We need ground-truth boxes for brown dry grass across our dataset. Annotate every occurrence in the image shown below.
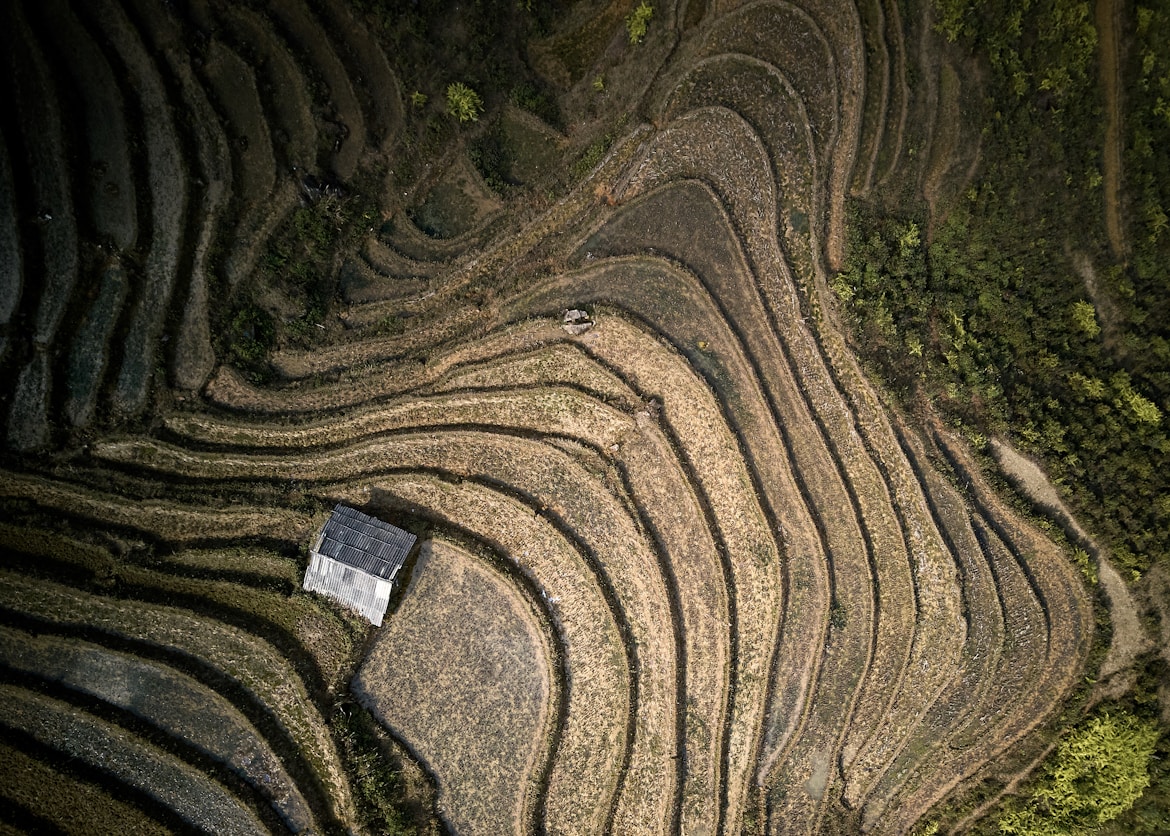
[0,684,266,836]
[569,313,785,832]
[0,570,357,825]
[350,474,629,835]
[124,301,751,831]
[423,342,639,408]
[0,739,172,836]
[0,469,312,542]
[355,539,553,836]
[103,417,682,832]
[158,385,634,453]
[575,178,914,818]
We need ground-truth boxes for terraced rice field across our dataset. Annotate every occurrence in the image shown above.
[0,0,1101,834]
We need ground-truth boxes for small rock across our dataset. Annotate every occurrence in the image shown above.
[563,308,594,335]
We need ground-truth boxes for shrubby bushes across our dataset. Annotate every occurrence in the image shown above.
[626,1,653,44]
[838,192,1169,577]
[838,0,1169,577]
[998,710,1159,834]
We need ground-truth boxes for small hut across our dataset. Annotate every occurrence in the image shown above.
[303,504,417,626]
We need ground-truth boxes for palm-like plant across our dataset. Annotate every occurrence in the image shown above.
[446,82,483,123]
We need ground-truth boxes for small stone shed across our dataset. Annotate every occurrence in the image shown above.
[302,504,417,626]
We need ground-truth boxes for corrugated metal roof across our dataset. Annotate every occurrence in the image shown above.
[303,553,395,626]
[316,504,416,580]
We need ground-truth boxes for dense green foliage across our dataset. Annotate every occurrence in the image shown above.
[837,0,1170,577]
[1129,6,1170,237]
[997,711,1159,834]
[1124,3,1170,394]
[837,196,1169,576]
[626,0,653,44]
[445,82,484,122]
[1097,659,1170,834]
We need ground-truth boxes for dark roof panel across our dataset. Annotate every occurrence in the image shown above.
[316,504,416,580]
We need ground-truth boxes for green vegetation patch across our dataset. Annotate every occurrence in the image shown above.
[532,0,631,84]
[445,82,483,123]
[836,201,1170,574]
[479,108,563,190]
[571,115,629,181]
[333,703,427,836]
[998,710,1159,834]
[626,0,653,44]
[223,303,276,381]
[839,0,1170,576]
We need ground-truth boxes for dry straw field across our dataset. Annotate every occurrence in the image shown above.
[0,0,1108,833]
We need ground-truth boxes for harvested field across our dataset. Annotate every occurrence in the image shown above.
[5,2,79,348]
[311,0,403,153]
[0,135,20,346]
[215,4,318,172]
[365,474,632,836]
[0,739,172,836]
[0,0,1109,833]
[83,0,187,418]
[0,684,267,836]
[0,626,316,833]
[410,155,503,240]
[64,262,128,427]
[38,0,138,250]
[202,40,276,226]
[7,351,51,451]
[264,0,365,178]
[355,539,553,835]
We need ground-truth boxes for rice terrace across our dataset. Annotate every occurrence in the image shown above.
[2,0,1169,833]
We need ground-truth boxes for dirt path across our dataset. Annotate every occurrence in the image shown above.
[1097,0,1127,259]
[1071,249,1124,350]
[989,438,1149,677]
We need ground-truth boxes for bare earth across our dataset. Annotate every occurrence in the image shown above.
[989,437,1149,677]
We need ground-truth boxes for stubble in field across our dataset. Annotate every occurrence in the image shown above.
[354,539,553,836]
